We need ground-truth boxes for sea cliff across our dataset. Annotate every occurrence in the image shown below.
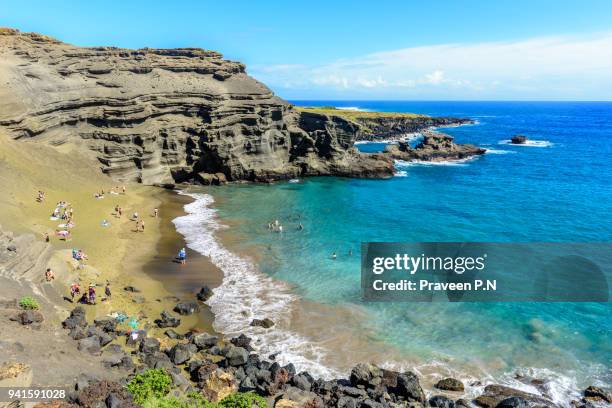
[0,28,397,184]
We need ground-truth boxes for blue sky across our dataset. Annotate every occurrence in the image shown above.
[1,0,611,100]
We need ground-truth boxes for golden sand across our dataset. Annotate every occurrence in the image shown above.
[0,130,216,334]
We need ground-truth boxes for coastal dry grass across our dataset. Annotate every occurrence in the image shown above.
[295,106,427,120]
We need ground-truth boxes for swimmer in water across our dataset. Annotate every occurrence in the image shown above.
[331,252,337,260]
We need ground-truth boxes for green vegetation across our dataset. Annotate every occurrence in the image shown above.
[216,392,267,408]
[19,296,39,310]
[127,369,173,404]
[140,392,267,408]
[296,106,426,120]
[127,370,267,408]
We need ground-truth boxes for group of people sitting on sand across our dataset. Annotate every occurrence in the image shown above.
[36,190,46,202]
[95,185,127,199]
[70,281,112,305]
[51,201,75,241]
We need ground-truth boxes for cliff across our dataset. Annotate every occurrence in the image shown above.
[0,28,394,184]
[297,106,473,141]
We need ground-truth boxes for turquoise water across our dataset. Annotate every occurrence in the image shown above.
[196,102,611,397]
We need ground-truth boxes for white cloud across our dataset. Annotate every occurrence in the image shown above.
[248,32,612,99]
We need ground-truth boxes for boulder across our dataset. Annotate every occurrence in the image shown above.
[278,386,324,408]
[11,310,44,325]
[224,346,248,366]
[584,386,611,403]
[75,380,136,408]
[230,333,253,350]
[139,337,160,355]
[174,301,200,315]
[496,397,529,408]
[68,326,87,340]
[510,135,528,144]
[473,385,552,408]
[93,318,117,333]
[435,378,465,392]
[384,370,425,403]
[77,336,101,355]
[197,286,214,301]
[123,286,141,293]
[62,307,87,329]
[168,343,197,365]
[192,333,219,349]
[144,351,173,370]
[350,363,383,388]
[291,372,313,391]
[201,370,237,403]
[429,395,456,408]
[155,310,181,328]
[164,329,184,340]
[98,332,114,347]
[250,318,275,328]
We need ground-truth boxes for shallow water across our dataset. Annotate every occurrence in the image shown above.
[175,101,612,404]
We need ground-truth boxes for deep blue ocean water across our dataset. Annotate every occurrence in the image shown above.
[192,101,611,397]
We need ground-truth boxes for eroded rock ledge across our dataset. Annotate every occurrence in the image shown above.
[385,130,486,162]
[0,28,397,184]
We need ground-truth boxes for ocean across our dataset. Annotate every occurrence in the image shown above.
[172,101,612,404]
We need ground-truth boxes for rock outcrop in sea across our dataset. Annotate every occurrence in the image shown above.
[0,28,397,184]
[385,130,486,162]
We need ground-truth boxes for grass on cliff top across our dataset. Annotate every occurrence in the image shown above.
[296,106,428,120]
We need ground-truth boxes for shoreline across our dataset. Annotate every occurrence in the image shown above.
[167,185,605,407]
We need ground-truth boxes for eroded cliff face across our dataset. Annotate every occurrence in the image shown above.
[0,28,394,184]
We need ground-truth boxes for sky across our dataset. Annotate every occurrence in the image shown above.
[1,0,612,100]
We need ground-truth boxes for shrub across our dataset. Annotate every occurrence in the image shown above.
[218,392,267,408]
[19,296,39,310]
[127,369,172,404]
[140,392,267,408]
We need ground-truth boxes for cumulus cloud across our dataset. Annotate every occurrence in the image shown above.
[249,32,612,99]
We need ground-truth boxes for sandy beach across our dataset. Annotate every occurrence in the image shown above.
[0,130,222,386]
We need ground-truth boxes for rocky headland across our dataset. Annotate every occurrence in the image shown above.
[385,130,486,162]
[296,107,474,142]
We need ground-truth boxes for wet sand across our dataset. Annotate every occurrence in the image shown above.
[140,189,223,335]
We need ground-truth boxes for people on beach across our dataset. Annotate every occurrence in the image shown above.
[36,190,45,202]
[105,282,111,300]
[101,219,110,228]
[178,247,186,265]
[70,282,80,302]
[153,208,159,217]
[43,232,50,243]
[122,185,126,194]
[45,267,55,281]
[132,212,139,220]
[88,284,96,304]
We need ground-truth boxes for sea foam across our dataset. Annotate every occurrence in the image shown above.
[173,192,340,379]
